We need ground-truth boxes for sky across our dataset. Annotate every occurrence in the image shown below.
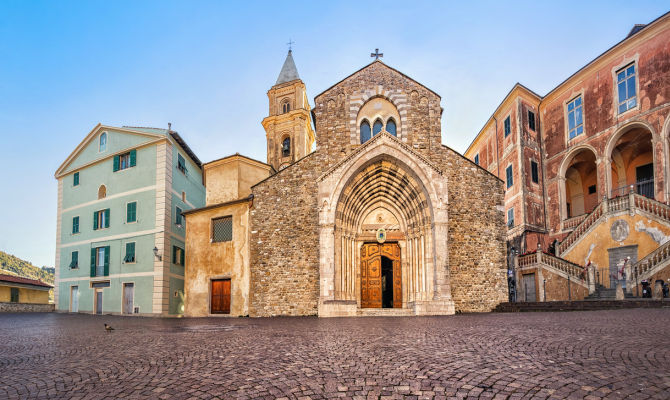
[0,1,668,267]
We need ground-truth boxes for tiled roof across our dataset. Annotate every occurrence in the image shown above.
[0,274,53,288]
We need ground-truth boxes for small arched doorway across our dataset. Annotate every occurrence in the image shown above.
[561,149,598,219]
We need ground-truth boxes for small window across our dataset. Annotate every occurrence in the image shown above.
[282,137,291,157]
[113,150,136,172]
[176,207,183,226]
[531,161,539,184]
[528,111,536,131]
[507,208,514,228]
[69,251,79,269]
[360,120,371,143]
[474,154,480,166]
[386,119,397,136]
[124,242,136,263]
[373,120,383,136]
[567,96,584,139]
[506,165,513,189]
[177,154,187,174]
[212,216,233,242]
[504,116,511,137]
[10,287,19,303]
[617,63,637,113]
[72,216,80,234]
[93,209,110,230]
[173,246,185,266]
[73,172,79,186]
[99,133,107,152]
[282,100,290,114]
[126,202,137,223]
[98,185,106,199]
[588,184,596,195]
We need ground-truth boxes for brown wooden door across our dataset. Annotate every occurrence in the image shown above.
[381,243,402,308]
[361,244,382,308]
[211,279,231,314]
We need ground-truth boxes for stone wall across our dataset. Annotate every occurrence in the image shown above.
[249,154,323,317]
[0,302,54,313]
[432,147,508,312]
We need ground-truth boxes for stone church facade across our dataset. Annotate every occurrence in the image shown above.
[184,52,508,317]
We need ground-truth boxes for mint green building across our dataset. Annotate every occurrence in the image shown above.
[54,124,204,316]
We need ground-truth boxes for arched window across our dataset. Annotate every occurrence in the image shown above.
[99,132,107,152]
[282,137,291,157]
[282,100,290,114]
[98,185,106,199]
[360,120,371,144]
[373,120,383,136]
[386,119,397,136]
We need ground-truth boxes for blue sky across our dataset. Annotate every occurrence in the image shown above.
[0,1,667,267]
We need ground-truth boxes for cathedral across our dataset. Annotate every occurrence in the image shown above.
[183,51,507,317]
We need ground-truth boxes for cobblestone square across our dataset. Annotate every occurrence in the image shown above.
[1,310,669,399]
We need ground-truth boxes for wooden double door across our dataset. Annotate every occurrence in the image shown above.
[211,279,231,314]
[361,243,402,308]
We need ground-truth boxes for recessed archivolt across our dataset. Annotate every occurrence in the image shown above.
[335,159,431,235]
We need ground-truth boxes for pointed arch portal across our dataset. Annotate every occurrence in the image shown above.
[317,133,455,316]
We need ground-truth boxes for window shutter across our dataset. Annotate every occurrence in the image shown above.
[113,155,120,172]
[74,172,79,186]
[104,209,110,228]
[90,248,96,277]
[180,247,185,266]
[93,211,98,230]
[130,242,135,260]
[104,246,110,276]
[130,150,137,167]
[172,246,177,264]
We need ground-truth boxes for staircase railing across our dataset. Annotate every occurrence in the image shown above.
[517,251,586,283]
[632,239,670,281]
[558,192,670,255]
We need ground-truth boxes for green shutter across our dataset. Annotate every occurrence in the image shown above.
[93,211,98,230]
[104,209,110,228]
[113,155,120,172]
[103,246,110,276]
[127,202,137,223]
[176,207,182,225]
[129,242,135,261]
[180,247,185,266]
[129,149,137,167]
[90,248,96,277]
[73,172,79,186]
[172,246,177,264]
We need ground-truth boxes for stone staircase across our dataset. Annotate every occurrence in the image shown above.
[584,284,636,300]
[517,250,587,286]
[558,193,670,255]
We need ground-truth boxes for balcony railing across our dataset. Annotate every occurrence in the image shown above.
[611,179,654,199]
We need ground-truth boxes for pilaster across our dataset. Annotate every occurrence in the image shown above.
[153,142,172,315]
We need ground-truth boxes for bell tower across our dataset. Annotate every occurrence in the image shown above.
[262,50,315,171]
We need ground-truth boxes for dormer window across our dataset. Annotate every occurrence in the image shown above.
[281,100,291,114]
[99,132,107,152]
[282,137,291,157]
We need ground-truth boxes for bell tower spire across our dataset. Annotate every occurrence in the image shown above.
[262,49,315,171]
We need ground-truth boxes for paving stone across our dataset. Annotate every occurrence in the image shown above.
[0,310,669,399]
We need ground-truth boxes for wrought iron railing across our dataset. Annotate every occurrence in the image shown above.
[611,179,654,199]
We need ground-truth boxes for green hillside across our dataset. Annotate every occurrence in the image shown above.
[0,250,54,285]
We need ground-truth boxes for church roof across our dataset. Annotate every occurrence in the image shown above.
[275,50,300,85]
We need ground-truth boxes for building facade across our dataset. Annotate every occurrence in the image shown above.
[54,125,205,316]
[0,274,52,312]
[184,51,508,317]
[465,13,670,301]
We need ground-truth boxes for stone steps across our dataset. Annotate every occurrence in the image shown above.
[494,300,668,313]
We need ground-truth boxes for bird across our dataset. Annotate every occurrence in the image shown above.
[104,323,115,332]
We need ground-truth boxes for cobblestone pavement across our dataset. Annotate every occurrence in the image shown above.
[1,310,669,399]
